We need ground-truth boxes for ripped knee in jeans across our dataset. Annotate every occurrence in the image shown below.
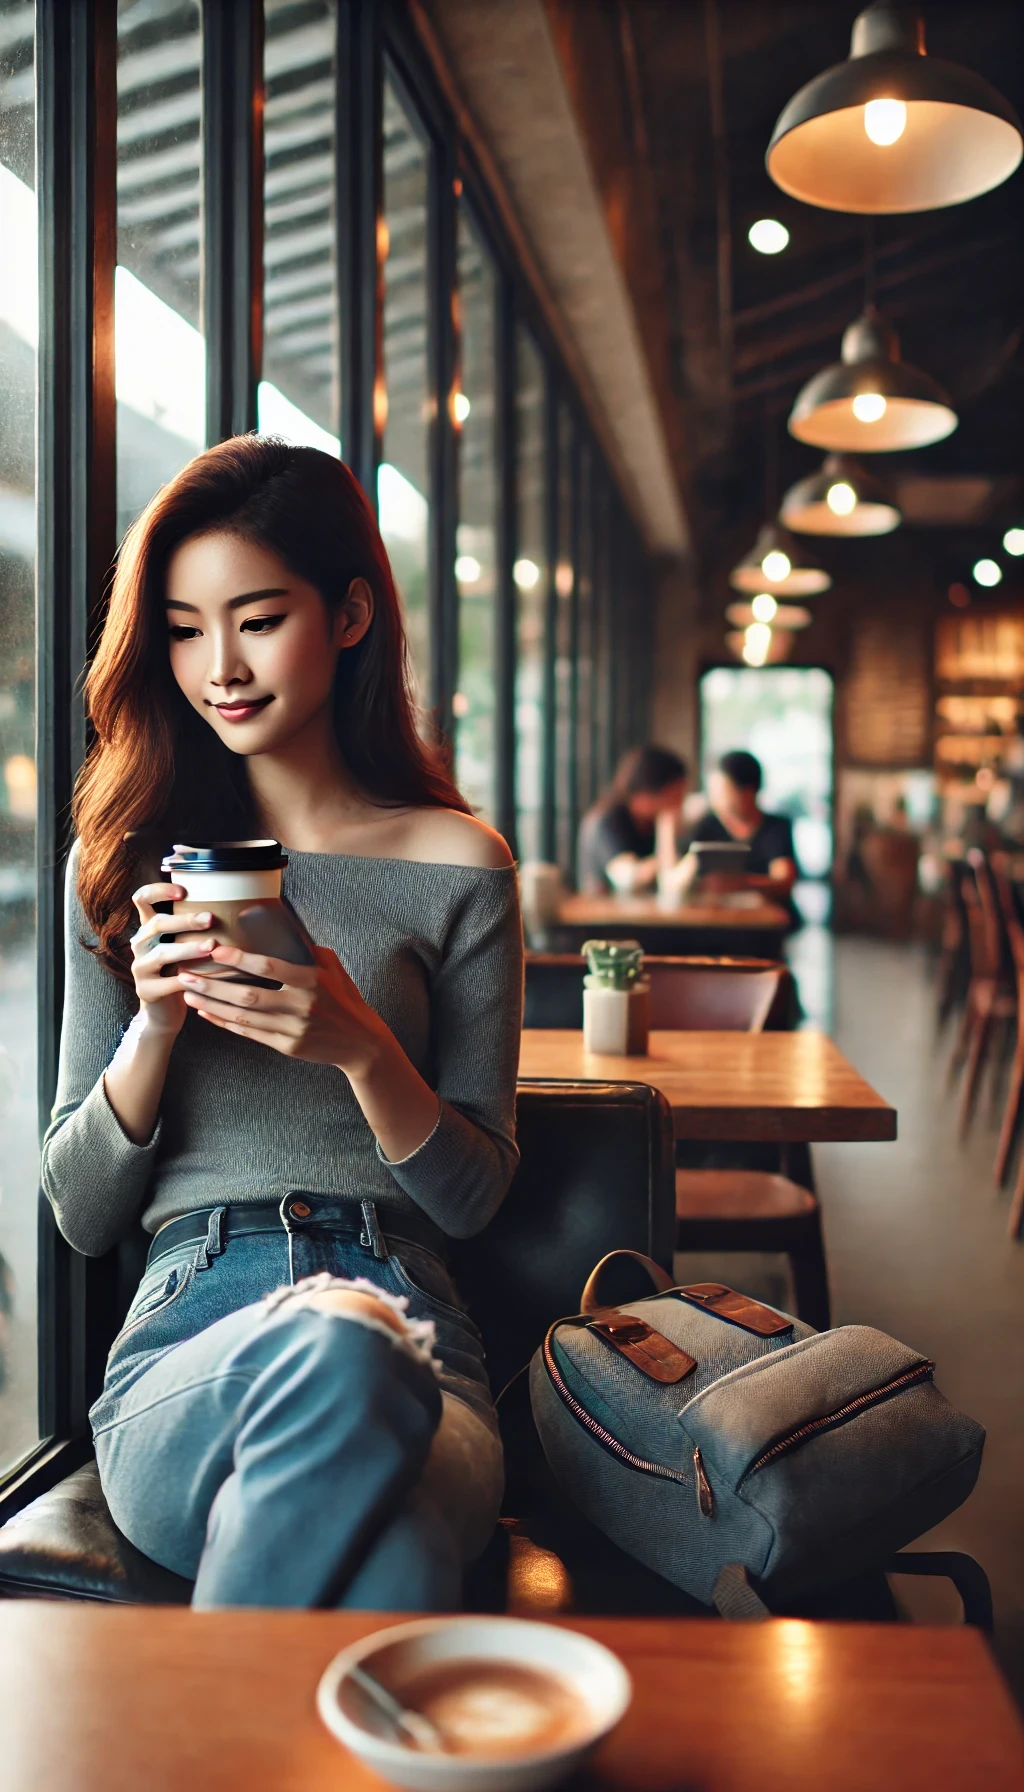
[263,1274,439,1371]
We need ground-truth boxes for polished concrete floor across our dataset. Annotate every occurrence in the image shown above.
[820,938,1024,1699]
[679,933,1024,1700]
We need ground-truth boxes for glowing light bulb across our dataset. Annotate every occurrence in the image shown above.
[852,392,887,424]
[748,218,789,255]
[761,549,791,583]
[452,391,471,423]
[743,622,772,666]
[864,98,907,146]
[1003,528,1024,557]
[826,481,857,516]
[973,558,1002,588]
[751,592,777,623]
[455,554,481,584]
[513,557,541,590]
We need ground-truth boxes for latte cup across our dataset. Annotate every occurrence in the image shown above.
[160,840,316,989]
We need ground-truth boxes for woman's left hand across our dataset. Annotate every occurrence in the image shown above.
[179,944,390,1076]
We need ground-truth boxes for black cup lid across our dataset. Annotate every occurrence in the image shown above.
[161,840,287,873]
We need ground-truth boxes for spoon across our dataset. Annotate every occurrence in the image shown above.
[348,1663,448,1754]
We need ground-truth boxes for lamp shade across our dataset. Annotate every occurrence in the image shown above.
[726,600,812,629]
[766,3,1023,214]
[729,522,832,596]
[780,454,901,536]
[788,308,956,452]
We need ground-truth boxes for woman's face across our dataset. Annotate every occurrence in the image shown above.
[164,531,371,758]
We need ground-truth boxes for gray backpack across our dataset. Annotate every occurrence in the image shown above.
[528,1252,985,1611]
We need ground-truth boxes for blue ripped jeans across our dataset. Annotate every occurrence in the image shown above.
[88,1199,503,1610]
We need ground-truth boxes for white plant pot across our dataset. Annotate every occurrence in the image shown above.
[583,979,650,1055]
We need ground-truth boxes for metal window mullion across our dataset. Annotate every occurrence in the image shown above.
[540,367,558,864]
[567,423,581,870]
[35,0,117,1445]
[430,137,457,737]
[203,0,263,444]
[494,272,517,849]
[339,0,380,499]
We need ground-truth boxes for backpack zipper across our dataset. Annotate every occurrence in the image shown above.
[743,1358,935,1478]
[541,1328,688,1485]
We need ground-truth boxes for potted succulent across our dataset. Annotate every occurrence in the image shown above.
[581,939,650,1055]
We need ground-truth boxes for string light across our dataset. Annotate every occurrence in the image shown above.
[751,592,777,622]
[748,218,789,255]
[452,392,471,423]
[455,554,481,584]
[973,559,1002,588]
[1003,528,1024,557]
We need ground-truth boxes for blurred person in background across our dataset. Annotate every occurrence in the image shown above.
[686,749,799,907]
[578,744,688,895]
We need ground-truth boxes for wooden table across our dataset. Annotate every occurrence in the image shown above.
[518,1029,897,1142]
[551,894,791,959]
[0,1605,1018,1791]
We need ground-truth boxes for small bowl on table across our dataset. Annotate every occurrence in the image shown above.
[316,1615,632,1792]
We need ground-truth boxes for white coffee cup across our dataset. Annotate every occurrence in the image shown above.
[317,1615,632,1792]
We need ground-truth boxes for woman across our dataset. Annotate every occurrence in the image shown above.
[577,744,688,895]
[41,437,522,1610]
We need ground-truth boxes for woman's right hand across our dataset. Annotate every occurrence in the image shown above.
[130,883,216,1038]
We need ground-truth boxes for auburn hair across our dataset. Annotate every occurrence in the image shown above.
[74,435,468,981]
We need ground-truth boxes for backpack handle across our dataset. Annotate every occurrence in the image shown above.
[580,1250,675,1314]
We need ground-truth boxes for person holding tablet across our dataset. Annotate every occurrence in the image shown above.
[686,750,799,907]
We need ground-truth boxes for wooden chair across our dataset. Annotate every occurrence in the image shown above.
[524,953,793,1031]
[947,852,1016,1140]
[989,857,1024,1241]
[525,950,828,1326]
[934,857,970,1032]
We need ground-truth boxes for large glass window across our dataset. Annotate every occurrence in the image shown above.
[0,0,37,1477]
[258,0,339,455]
[514,327,547,861]
[553,404,575,875]
[454,209,498,819]
[116,0,204,540]
[379,75,431,707]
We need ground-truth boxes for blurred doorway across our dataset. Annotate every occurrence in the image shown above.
[698,665,834,879]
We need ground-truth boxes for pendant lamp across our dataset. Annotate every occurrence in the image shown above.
[788,307,956,452]
[729,522,831,596]
[780,454,901,536]
[725,600,812,630]
[766,3,1023,214]
[726,626,794,668]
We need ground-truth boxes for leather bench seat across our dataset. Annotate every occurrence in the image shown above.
[0,1463,192,1604]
